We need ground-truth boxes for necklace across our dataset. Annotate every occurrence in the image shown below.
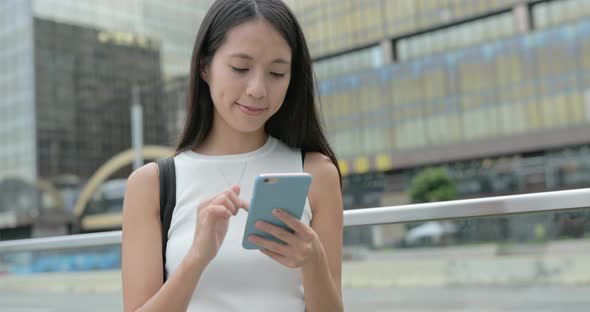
[216,161,248,188]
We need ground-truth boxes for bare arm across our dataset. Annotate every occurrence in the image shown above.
[121,163,207,312]
[122,163,248,312]
[302,153,343,312]
[224,153,343,311]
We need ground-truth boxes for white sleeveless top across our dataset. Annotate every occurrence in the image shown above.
[166,136,311,311]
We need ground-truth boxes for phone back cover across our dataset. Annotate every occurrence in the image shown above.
[242,174,312,249]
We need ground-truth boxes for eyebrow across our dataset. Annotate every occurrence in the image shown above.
[230,53,290,65]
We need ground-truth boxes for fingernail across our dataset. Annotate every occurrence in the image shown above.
[273,209,280,215]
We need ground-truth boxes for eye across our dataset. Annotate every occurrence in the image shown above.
[270,72,286,78]
[230,66,248,73]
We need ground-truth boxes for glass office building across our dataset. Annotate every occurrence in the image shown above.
[284,0,590,203]
[1,0,590,236]
[0,0,211,236]
[0,1,36,182]
[34,18,166,179]
[1,0,211,181]
[2,0,589,188]
[31,0,214,79]
[0,0,212,180]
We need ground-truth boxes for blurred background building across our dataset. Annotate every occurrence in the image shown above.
[286,0,590,245]
[1,0,590,241]
[35,18,166,179]
[294,0,590,209]
[0,0,212,238]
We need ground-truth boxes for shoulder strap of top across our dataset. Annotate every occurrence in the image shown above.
[156,157,176,282]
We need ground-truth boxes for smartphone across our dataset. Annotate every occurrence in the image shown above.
[242,173,312,250]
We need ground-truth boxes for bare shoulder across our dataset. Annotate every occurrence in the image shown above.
[123,162,160,217]
[128,162,160,185]
[303,152,339,181]
[303,152,341,211]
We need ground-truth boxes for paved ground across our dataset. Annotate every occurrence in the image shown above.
[2,286,590,311]
[2,240,589,311]
[343,286,590,312]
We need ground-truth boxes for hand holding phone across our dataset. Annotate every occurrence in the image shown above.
[242,173,312,250]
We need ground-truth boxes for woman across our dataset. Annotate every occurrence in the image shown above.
[122,0,343,311]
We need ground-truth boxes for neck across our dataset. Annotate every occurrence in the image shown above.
[194,120,268,156]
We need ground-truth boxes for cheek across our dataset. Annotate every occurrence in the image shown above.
[210,73,239,106]
[272,80,290,108]
[208,84,223,109]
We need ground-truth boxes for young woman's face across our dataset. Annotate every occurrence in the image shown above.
[202,19,292,134]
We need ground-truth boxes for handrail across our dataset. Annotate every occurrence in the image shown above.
[0,188,588,255]
[0,231,122,255]
[344,188,590,226]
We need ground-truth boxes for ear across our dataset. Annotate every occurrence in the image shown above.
[200,62,209,83]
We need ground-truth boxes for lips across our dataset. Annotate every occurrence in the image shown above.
[235,102,267,116]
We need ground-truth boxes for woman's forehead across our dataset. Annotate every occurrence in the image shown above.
[219,20,292,62]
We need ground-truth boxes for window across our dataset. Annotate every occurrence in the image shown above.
[533,0,590,30]
[397,12,515,61]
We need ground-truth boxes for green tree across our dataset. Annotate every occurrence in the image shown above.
[409,167,457,204]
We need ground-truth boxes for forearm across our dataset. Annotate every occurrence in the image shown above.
[135,253,207,312]
[301,244,343,312]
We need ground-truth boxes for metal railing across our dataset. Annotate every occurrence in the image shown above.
[0,188,589,254]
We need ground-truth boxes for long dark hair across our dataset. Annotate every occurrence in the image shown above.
[176,0,341,184]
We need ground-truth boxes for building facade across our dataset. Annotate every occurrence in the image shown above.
[285,0,590,204]
[0,0,211,237]
[2,0,590,240]
[286,0,590,245]
[31,0,213,79]
[34,19,167,180]
[1,0,213,182]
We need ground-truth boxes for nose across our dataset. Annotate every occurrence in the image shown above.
[246,73,267,100]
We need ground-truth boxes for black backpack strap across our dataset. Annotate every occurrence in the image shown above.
[156,157,176,283]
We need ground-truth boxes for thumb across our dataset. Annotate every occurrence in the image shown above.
[241,199,250,211]
[230,184,241,195]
